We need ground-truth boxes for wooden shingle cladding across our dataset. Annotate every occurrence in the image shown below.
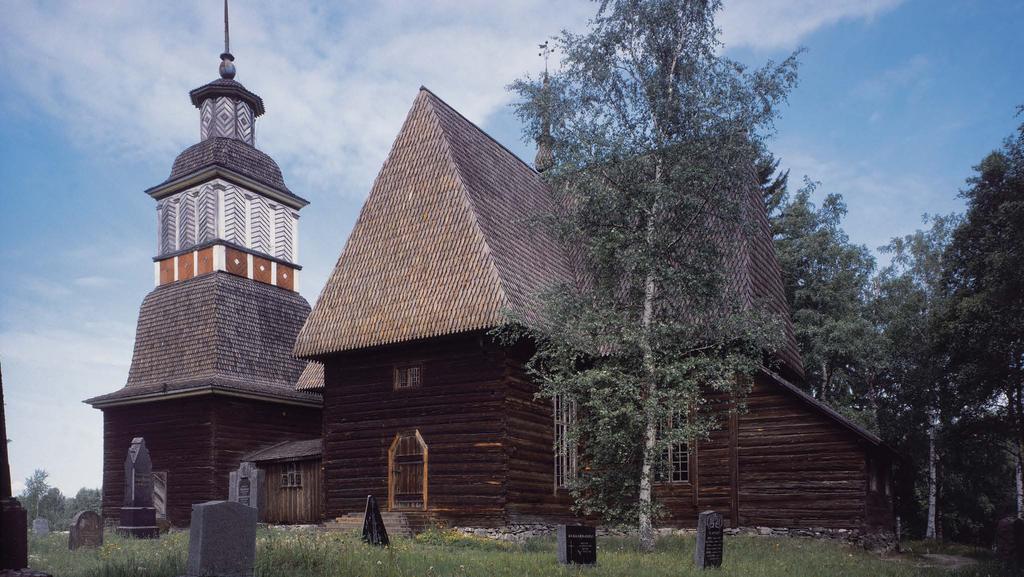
[100,395,321,526]
[294,88,573,358]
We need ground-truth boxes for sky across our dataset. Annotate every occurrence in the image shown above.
[0,0,1020,495]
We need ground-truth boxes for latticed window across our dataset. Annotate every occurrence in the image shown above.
[658,409,689,483]
[394,364,422,390]
[281,462,302,488]
[554,394,577,490]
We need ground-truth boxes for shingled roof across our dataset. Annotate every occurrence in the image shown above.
[295,362,324,392]
[146,137,305,205]
[294,87,802,378]
[241,438,322,463]
[86,272,320,407]
[294,88,574,357]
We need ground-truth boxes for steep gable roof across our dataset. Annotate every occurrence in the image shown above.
[294,88,573,358]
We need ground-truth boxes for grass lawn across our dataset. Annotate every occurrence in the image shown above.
[28,527,1012,577]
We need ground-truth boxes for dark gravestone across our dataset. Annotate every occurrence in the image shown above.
[995,516,1024,566]
[695,510,724,569]
[117,437,158,538]
[557,525,597,565]
[68,510,103,550]
[0,362,31,572]
[361,495,389,547]
[183,501,257,577]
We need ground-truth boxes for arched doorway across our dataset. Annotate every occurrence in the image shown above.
[388,430,428,510]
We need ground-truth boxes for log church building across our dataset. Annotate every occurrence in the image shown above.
[86,14,895,535]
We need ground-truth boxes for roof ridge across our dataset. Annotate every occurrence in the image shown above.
[418,86,540,177]
[421,90,513,313]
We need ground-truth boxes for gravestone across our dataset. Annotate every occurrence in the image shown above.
[68,510,103,550]
[117,437,159,538]
[694,510,724,569]
[31,517,49,536]
[228,462,264,516]
[183,501,257,577]
[361,495,389,547]
[556,525,597,565]
[995,516,1024,566]
[1,363,40,575]
[153,471,168,523]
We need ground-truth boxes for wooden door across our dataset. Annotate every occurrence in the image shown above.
[389,431,428,510]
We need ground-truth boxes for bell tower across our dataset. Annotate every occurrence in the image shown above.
[145,0,307,291]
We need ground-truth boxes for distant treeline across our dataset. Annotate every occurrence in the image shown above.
[19,469,102,531]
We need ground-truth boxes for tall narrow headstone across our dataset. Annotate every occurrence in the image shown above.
[0,362,30,571]
[69,510,104,550]
[556,525,597,565]
[228,462,264,516]
[184,501,257,577]
[361,495,389,547]
[117,437,159,538]
[694,510,724,569]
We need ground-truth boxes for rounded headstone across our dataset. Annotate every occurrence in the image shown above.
[31,518,49,536]
[68,511,103,550]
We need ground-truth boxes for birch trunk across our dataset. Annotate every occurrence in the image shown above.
[638,265,658,553]
[925,412,939,540]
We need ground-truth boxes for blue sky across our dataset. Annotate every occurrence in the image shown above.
[0,0,1020,495]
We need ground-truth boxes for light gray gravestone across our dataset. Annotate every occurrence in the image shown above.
[694,510,724,569]
[185,501,257,577]
[68,510,103,550]
[117,437,158,538]
[228,462,264,516]
[31,517,49,536]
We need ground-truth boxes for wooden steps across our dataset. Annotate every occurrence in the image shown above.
[322,511,434,538]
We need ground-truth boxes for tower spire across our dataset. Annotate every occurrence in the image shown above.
[534,41,555,173]
[219,0,236,79]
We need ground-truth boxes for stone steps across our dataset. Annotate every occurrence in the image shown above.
[322,511,433,538]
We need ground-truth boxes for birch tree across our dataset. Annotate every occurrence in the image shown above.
[508,0,798,551]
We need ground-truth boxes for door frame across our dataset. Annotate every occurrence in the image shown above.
[387,429,429,511]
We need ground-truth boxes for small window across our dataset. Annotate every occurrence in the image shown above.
[281,462,302,488]
[394,364,422,390]
[554,393,577,490]
[657,409,689,483]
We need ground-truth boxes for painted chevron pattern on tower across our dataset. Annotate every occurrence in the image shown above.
[250,194,272,255]
[274,205,295,262]
[178,192,195,249]
[196,184,218,244]
[223,186,247,245]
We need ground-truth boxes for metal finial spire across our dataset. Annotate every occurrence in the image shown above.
[219,0,236,79]
[534,40,555,173]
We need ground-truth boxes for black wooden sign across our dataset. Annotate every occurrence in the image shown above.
[695,510,724,569]
[361,495,389,547]
[557,525,597,565]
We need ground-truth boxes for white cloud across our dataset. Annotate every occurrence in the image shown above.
[719,0,903,51]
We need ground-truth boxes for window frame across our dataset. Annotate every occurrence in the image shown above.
[393,363,423,391]
[656,409,690,484]
[553,393,578,492]
[281,461,303,489]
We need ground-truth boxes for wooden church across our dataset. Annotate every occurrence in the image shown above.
[87,12,894,534]
[293,88,896,531]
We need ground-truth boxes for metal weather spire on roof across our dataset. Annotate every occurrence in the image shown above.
[219,0,236,79]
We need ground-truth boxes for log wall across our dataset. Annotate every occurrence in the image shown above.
[321,332,509,526]
[101,394,321,526]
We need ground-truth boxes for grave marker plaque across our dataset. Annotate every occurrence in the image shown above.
[557,525,597,565]
[361,495,389,547]
[185,501,256,577]
[695,510,724,569]
[68,510,103,550]
[32,517,49,536]
[228,462,264,516]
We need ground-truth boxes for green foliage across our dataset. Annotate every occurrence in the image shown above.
[506,0,799,538]
[29,526,1011,577]
[17,469,103,530]
[768,175,879,410]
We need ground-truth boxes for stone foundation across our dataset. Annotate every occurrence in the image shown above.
[450,524,896,551]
